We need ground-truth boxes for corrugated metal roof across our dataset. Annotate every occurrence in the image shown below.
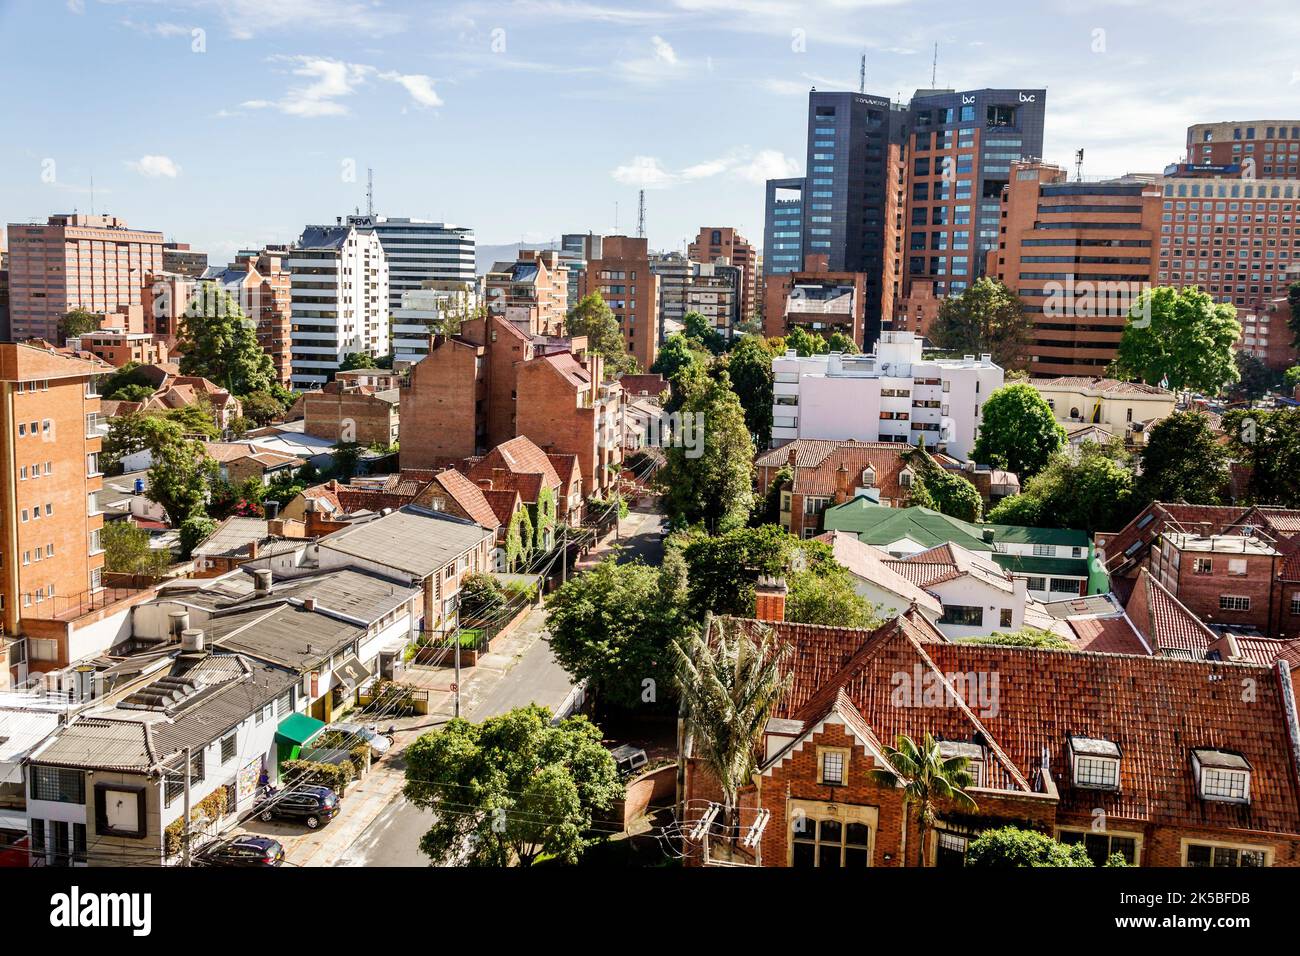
[318,505,492,578]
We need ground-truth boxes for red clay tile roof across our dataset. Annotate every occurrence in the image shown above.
[482,488,523,526]
[1067,615,1151,655]
[1228,636,1300,670]
[1124,568,1217,658]
[747,611,1300,835]
[545,453,581,488]
[755,439,915,500]
[429,468,500,531]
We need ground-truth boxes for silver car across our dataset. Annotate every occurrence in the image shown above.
[330,722,395,760]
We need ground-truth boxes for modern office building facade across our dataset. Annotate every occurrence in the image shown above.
[1185,121,1300,179]
[345,215,474,315]
[649,251,692,329]
[287,223,389,388]
[687,227,759,322]
[763,177,807,278]
[5,214,164,343]
[989,161,1161,378]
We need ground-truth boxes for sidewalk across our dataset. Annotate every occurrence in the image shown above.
[243,601,565,867]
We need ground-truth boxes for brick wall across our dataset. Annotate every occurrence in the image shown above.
[399,336,484,466]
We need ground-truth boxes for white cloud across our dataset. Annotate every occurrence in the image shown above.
[67,0,85,13]
[240,56,442,117]
[379,71,443,108]
[203,0,406,39]
[128,155,182,178]
[612,156,678,189]
[611,148,801,188]
[651,35,678,65]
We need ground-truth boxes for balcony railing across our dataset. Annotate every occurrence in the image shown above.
[21,586,147,622]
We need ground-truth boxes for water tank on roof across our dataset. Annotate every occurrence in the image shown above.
[134,478,145,494]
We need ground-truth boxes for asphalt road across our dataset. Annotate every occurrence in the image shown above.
[334,628,575,867]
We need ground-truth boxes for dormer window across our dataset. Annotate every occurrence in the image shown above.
[898,467,914,489]
[1192,749,1252,804]
[861,467,876,488]
[1069,736,1121,790]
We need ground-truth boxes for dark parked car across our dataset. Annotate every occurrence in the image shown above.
[254,785,340,829]
[195,835,285,867]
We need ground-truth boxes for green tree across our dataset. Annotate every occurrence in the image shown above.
[1234,350,1275,401]
[786,563,881,629]
[1135,411,1228,506]
[650,332,707,382]
[108,383,154,403]
[403,706,622,866]
[958,627,1072,649]
[982,492,1042,526]
[1287,280,1300,349]
[905,449,983,522]
[657,370,754,532]
[750,464,791,526]
[970,383,1068,479]
[545,558,687,710]
[723,335,775,447]
[928,277,1032,370]
[784,325,827,357]
[146,427,219,526]
[339,350,378,371]
[825,330,859,354]
[683,310,726,355]
[102,521,171,577]
[965,826,1095,867]
[1223,408,1300,507]
[176,282,277,396]
[988,439,1135,534]
[1110,286,1241,393]
[672,617,792,854]
[58,308,100,345]
[679,524,795,618]
[239,390,286,427]
[1284,365,1300,391]
[565,293,637,378]
[178,514,217,559]
[867,732,978,867]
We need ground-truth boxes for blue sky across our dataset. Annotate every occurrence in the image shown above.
[3,0,1299,265]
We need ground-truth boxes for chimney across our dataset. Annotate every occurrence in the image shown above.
[254,569,273,596]
[268,518,286,537]
[247,539,259,559]
[834,461,851,505]
[754,576,788,623]
[303,597,317,612]
[265,500,281,520]
[168,609,190,640]
[180,628,205,655]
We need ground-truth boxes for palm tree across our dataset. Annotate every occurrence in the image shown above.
[868,732,978,867]
[672,615,792,858]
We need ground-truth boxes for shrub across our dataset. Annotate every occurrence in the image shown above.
[281,758,354,794]
[965,826,1095,867]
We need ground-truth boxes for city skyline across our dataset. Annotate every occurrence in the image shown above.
[3,0,1300,264]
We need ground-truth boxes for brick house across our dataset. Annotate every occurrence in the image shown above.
[1100,503,1300,639]
[754,440,918,538]
[303,381,399,448]
[681,594,1300,867]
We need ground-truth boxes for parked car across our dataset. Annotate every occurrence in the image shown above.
[195,835,285,867]
[606,743,648,776]
[329,722,394,760]
[254,785,340,829]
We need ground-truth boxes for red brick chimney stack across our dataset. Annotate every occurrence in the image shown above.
[754,575,788,622]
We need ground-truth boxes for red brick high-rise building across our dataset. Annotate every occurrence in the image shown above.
[6,214,164,343]
[688,227,758,324]
[1185,121,1300,179]
[576,235,660,372]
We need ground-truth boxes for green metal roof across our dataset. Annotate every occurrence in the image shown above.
[274,712,327,747]
[991,554,1089,578]
[821,499,1090,555]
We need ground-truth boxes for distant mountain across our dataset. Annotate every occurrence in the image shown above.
[474,242,525,275]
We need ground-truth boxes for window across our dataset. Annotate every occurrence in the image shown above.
[1228,558,1247,576]
[1193,749,1251,804]
[790,803,874,868]
[1032,543,1055,557]
[818,748,847,786]
[1070,736,1121,790]
[1049,578,1079,594]
[1219,595,1250,611]
[1202,767,1249,801]
[1290,592,1300,616]
[221,733,237,764]
[1059,829,1139,866]
[1024,576,1046,592]
[939,605,983,627]
[934,831,972,867]
[1194,557,1213,574]
[1184,842,1267,867]
[999,608,1013,628]
[30,766,85,803]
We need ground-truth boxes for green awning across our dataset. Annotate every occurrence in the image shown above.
[275,712,327,747]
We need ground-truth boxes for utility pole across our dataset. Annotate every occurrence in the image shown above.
[931,43,938,88]
[637,189,646,239]
[560,526,568,585]
[181,747,192,867]
[1074,148,1085,182]
[366,168,374,216]
[453,624,461,719]
[859,52,866,94]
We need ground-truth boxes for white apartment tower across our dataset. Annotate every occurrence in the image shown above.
[771,331,1003,460]
[289,223,389,388]
[346,216,475,314]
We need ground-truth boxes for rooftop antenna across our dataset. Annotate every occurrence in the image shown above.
[930,43,938,88]
[1074,148,1085,182]
[366,168,374,217]
[637,189,646,239]
[859,52,866,94]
